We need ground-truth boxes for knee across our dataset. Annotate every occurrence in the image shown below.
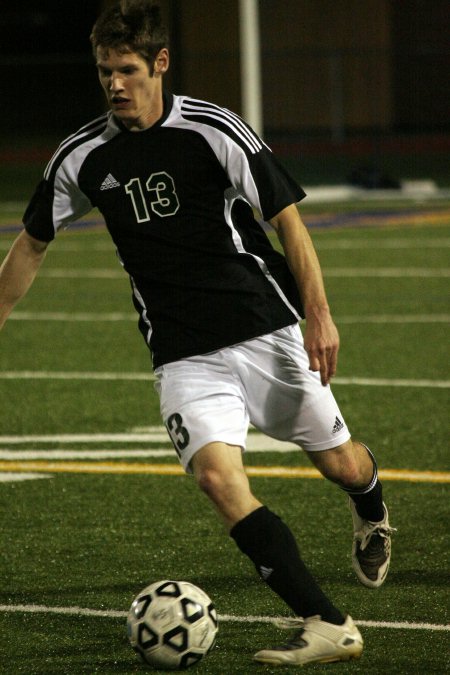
[319,457,362,487]
[309,440,374,489]
[195,465,243,503]
[196,466,225,501]
[195,464,262,529]
[333,460,366,489]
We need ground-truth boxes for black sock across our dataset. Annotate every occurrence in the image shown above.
[230,506,344,624]
[342,444,385,522]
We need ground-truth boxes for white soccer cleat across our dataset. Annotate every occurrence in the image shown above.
[349,499,396,588]
[253,614,363,666]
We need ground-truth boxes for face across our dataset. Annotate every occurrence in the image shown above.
[96,47,169,131]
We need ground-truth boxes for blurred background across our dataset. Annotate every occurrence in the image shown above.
[1,0,449,189]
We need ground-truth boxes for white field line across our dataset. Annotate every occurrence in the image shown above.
[0,449,175,459]
[0,371,449,388]
[29,267,450,279]
[0,371,155,381]
[323,268,450,278]
[334,376,450,388]
[38,268,124,279]
[8,311,137,321]
[0,449,293,459]
[0,603,448,632]
[0,429,298,452]
[314,238,450,250]
[0,432,168,443]
[1,238,448,251]
[0,435,299,455]
[0,241,114,251]
[336,314,450,324]
[2,238,450,252]
[7,311,450,324]
[0,472,52,482]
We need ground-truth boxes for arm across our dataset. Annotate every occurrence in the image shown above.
[0,230,49,329]
[270,204,339,386]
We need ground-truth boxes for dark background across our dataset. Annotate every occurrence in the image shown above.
[1,0,449,186]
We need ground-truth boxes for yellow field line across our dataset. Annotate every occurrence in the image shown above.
[0,461,449,483]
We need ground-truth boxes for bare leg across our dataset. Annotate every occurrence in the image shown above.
[191,441,345,623]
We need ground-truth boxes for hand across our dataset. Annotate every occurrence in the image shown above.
[303,313,340,386]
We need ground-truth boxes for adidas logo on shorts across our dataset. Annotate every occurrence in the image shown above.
[332,416,344,434]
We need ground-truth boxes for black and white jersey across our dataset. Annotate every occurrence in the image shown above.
[24,93,306,368]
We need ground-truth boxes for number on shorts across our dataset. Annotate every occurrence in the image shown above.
[166,413,190,455]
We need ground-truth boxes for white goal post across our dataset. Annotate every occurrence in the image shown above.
[238,0,263,137]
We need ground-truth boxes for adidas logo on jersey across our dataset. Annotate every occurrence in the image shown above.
[100,173,121,190]
[332,416,344,434]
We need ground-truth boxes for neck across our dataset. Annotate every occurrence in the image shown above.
[119,93,165,132]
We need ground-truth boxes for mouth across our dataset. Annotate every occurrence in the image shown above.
[111,96,131,109]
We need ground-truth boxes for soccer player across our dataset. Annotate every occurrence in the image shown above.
[0,0,395,666]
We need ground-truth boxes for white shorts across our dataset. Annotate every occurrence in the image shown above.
[154,324,350,472]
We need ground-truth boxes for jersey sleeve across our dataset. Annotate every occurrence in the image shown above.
[22,113,113,242]
[23,170,93,243]
[218,138,306,221]
[173,97,306,221]
[244,146,306,220]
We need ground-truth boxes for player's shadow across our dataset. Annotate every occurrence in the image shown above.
[193,573,262,592]
[380,569,450,587]
[325,569,448,588]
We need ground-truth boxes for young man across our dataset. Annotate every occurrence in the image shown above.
[0,0,395,666]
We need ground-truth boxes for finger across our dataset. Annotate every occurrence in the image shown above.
[308,352,321,374]
[308,350,329,386]
[318,347,338,386]
[327,347,338,380]
[319,353,330,386]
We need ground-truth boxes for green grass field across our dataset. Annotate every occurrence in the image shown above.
[0,208,449,674]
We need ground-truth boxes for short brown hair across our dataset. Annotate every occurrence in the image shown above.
[90,0,168,71]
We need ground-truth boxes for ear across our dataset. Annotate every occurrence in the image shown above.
[154,48,169,74]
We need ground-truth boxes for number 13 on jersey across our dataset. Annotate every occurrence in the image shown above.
[125,171,180,223]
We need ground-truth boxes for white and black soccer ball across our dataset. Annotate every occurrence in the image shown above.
[127,580,218,670]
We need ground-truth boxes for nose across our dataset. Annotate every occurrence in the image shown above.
[109,74,124,93]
